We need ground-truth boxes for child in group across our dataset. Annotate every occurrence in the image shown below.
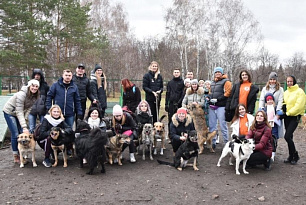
[86,106,106,130]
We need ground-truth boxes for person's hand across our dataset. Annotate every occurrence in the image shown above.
[210,98,217,103]
[180,136,186,141]
[156,90,161,94]
[93,99,97,104]
[165,105,169,112]
[23,128,29,134]
[152,91,158,97]
[115,123,122,130]
[192,102,198,105]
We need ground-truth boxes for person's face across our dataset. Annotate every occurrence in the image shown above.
[269,78,276,85]
[204,82,210,89]
[140,103,148,112]
[186,72,193,79]
[62,71,72,83]
[214,71,222,78]
[191,83,198,90]
[199,81,205,87]
[173,70,180,78]
[256,112,265,123]
[90,110,99,120]
[151,63,158,72]
[76,66,85,76]
[29,84,39,94]
[95,69,103,76]
[51,108,61,118]
[34,74,41,81]
[286,77,294,87]
[238,105,246,116]
[241,72,249,82]
[178,113,186,122]
[267,99,274,105]
[114,115,122,121]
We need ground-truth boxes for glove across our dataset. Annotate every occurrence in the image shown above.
[165,105,169,112]
[210,98,217,103]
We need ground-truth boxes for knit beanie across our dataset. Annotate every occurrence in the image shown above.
[177,108,187,115]
[214,67,224,74]
[184,78,191,85]
[94,64,102,73]
[204,80,212,85]
[264,93,274,103]
[190,79,198,85]
[113,104,123,116]
[269,72,278,80]
[27,79,40,88]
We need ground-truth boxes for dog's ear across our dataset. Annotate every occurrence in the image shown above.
[242,139,248,144]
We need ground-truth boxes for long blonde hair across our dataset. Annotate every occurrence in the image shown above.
[250,110,271,130]
[149,61,160,79]
[48,104,65,120]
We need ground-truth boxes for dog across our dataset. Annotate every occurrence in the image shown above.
[75,120,111,175]
[17,133,37,168]
[153,115,167,155]
[302,114,306,130]
[106,134,131,165]
[187,103,217,153]
[157,130,199,171]
[49,127,74,167]
[137,123,154,160]
[217,136,255,175]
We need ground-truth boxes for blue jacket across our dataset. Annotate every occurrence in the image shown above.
[46,77,82,117]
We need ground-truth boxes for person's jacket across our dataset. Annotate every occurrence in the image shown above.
[143,71,163,102]
[72,73,95,102]
[123,85,141,113]
[182,87,205,107]
[46,77,82,117]
[209,74,232,107]
[170,113,195,141]
[165,76,184,106]
[112,112,137,134]
[283,84,306,116]
[90,74,107,110]
[259,86,284,111]
[39,116,73,141]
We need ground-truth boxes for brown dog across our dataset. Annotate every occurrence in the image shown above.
[17,133,37,168]
[153,115,167,155]
[49,127,68,167]
[302,114,306,130]
[106,134,131,166]
[187,104,217,153]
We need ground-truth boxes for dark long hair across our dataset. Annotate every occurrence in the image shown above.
[250,110,271,130]
[121,78,134,92]
[239,70,252,84]
[231,103,247,124]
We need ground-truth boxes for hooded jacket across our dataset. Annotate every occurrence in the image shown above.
[90,73,107,110]
[283,84,306,116]
[182,86,205,107]
[169,113,195,141]
[46,77,82,117]
[72,73,95,102]
[122,85,141,113]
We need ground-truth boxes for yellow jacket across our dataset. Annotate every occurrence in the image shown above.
[284,84,306,116]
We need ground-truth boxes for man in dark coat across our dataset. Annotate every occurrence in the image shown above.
[28,68,50,133]
[72,63,96,120]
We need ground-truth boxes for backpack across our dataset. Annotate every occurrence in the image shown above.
[33,123,41,141]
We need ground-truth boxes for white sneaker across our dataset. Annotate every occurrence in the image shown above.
[130,153,136,163]
[271,152,275,162]
[216,134,220,144]
[113,158,118,164]
[120,153,123,160]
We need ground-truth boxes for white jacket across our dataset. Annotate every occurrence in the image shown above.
[230,114,254,137]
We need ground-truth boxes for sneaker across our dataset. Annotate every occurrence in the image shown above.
[130,153,136,163]
[43,158,52,168]
[216,134,220,144]
[264,159,271,171]
[13,154,20,164]
[113,158,118,164]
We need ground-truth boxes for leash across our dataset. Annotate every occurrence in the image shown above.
[155,94,159,120]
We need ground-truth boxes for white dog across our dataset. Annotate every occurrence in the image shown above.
[217,138,255,175]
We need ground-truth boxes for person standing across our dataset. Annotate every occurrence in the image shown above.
[72,63,96,120]
[283,76,306,165]
[3,79,40,163]
[165,68,184,136]
[122,78,141,113]
[143,61,163,123]
[28,69,49,133]
[226,70,259,122]
[182,79,205,107]
[90,64,107,118]
[186,71,194,80]
[208,67,232,147]
[46,69,82,127]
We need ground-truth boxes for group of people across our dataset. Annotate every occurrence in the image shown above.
[3,61,306,171]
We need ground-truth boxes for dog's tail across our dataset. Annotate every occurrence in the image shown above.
[157,159,174,167]
[158,115,166,122]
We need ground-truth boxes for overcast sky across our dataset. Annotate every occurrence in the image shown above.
[116,0,306,63]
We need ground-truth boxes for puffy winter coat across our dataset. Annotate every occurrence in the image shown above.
[182,86,205,107]
[143,71,163,102]
[72,73,95,102]
[169,114,195,141]
[283,84,306,116]
[90,74,107,110]
[165,77,184,106]
[123,85,141,113]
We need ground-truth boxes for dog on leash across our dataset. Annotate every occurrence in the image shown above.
[75,120,111,175]
[17,133,37,168]
[157,130,199,171]
[138,123,154,160]
[302,114,306,130]
[106,134,131,165]
[49,127,74,168]
[153,115,167,155]
[217,135,255,175]
[187,103,217,153]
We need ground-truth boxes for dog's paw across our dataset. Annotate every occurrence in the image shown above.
[217,163,221,167]
[63,164,67,168]
[229,162,234,166]
[244,171,249,174]
[142,156,145,160]
[236,172,241,175]
[20,164,24,168]
[177,167,183,171]
[150,156,154,161]
[33,163,37,167]
[153,149,157,155]
[160,149,164,155]
[193,166,199,171]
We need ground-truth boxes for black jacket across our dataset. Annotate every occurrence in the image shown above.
[123,85,141,113]
[90,74,107,110]
[39,117,73,141]
[30,69,50,116]
[112,112,137,134]
[165,76,184,106]
[143,71,163,102]
[72,74,95,102]
[169,114,195,141]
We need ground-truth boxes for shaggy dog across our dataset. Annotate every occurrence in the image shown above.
[153,115,167,155]
[49,127,75,167]
[106,134,131,166]
[187,103,217,153]
[17,133,37,168]
[157,130,199,171]
[75,120,110,175]
[138,123,154,160]
[217,136,255,175]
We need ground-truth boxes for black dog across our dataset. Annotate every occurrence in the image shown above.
[75,120,110,175]
[157,130,199,171]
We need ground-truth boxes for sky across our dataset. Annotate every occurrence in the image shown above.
[116,0,306,63]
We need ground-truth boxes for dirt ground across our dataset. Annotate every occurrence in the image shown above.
[0,125,305,205]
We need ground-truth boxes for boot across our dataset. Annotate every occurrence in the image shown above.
[284,155,293,163]
[264,158,272,171]
[130,153,136,163]
[290,151,300,165]
[13,154,20,164]
[271,152,275,162]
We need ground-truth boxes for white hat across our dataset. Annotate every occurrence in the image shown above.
[27,79,40,87]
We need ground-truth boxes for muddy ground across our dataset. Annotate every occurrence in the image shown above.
[0,125,305,205]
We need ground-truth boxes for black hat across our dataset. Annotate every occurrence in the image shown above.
[78,63,85,69]
[94,64,102,73]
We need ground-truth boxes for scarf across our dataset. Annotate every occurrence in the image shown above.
[88,117,101,129]
[266,104,275,127]
[44,115,63,127]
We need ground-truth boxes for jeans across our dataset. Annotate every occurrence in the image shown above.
[64,116,74,128]
[3,112,23,154]
[28,114,45,133]
[208,106,228,144]
[284,115,299,156]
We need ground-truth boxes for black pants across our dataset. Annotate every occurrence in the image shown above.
[75,100,87,121]
[167,102,180,136]
[246,151,269,166]
[171,138,183,153]
[122,134,136,153]
[37,138,52,159]
[148,100,160,123]
[284,115,300,156]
